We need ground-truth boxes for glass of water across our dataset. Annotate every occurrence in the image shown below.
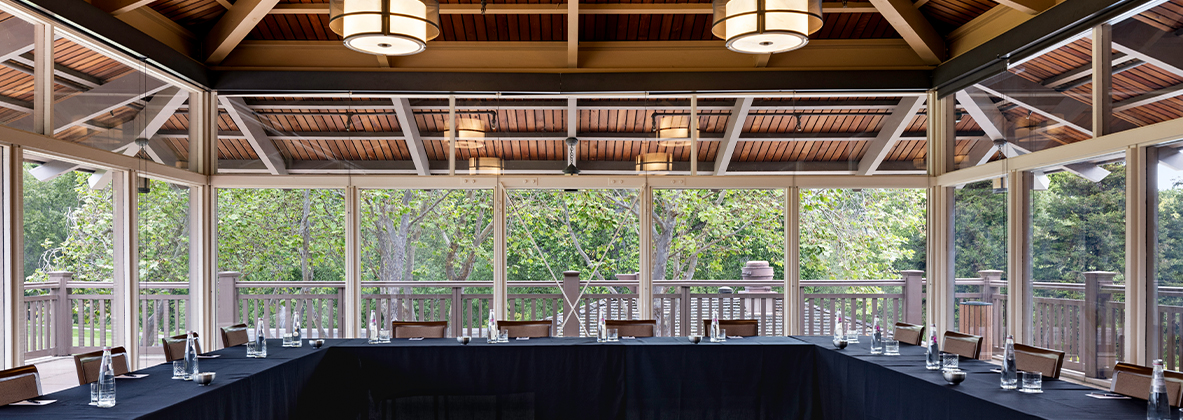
[1020,371,1043,393]
[941,353,959,371]
[172,360,186,379]
[379,329,391,343]
[282,333,292,347]
[89,382,98,405]
[884,338,900,356]
[607,329,619,342]
[846,328,859,344]
[498,329,509,343]
[245,340,258,357]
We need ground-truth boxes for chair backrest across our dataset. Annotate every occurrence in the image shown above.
[942,331,983,359]
[162,333,203,363]
[605,320,657,338]
[0,365,41,406]
[1112,362,1183,407]
[893,322,925,346]
[73,347,130,385]
[221,323,249,348]
[1013,343,1065,379]
[392,321,448,338]
[498,320,553,338]
[700,319,760,337]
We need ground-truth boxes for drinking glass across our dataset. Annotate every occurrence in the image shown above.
[89,382,98,405]
[379,329,391,343]
[282,333,293,348]
[245,340,258,357]
[1020,371,1043,393]
[884,338,900,356]
[498,329,509,343]
[607,329,619,342]
[172,361,186,379]
[845,329,859,344]
[941,353,959,371]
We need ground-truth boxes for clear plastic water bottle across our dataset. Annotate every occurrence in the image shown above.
[292,312,302,347]
[834,311,844,341]
[869,316,883,354]
[710,310,721,342]
[368,311,380,344]
[487,309,497,343]
[1149,359,1172,420]
[925,324,940,370]
[255,317,268,358]
[1001,334,1017,389]
[597,309,607,342]
[97,347,116,408]
[184,332,199,380]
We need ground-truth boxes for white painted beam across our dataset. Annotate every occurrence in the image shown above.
[713,97,754,176]
[219,96,288,175]
[973,81,1091,136]
[857,96,926,175]
[1114,84,1183,112]
[1111,19,1183,79]
[956,86,1007,140]
[11,73,170,134]
[392,97,430,176]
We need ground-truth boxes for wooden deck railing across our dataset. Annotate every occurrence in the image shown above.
[22,269,1144,378]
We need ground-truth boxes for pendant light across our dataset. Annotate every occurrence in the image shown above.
[329,0,441,56]
[468,157,502,175]
[711,0,823,54]
[656,115,696,147]
[453,117,486,149]
[636,152,673,173]
[563,137,581,176]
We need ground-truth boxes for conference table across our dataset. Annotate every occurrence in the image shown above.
[0,335,1151,420]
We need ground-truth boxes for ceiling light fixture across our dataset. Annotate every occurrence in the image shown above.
[711,0,822,54]
[636,152,673,173]
[656,115,696,147]
[329,0,441,56]
[452,117,486,149]
[563,137,581,176]
[469,157,502,175]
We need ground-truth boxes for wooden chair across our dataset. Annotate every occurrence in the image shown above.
[392,321,448,338]
[1112,362,1183,407]
[498,320,553,338]
[700,319,759,337]
[0,365,41,406]
[1013,343,1065,379]
[221,324,249,348]
[893,322,925,346]
[162,333,203,362]
[605,320,657,338]
[73,347,130,385]
[942,331,983,359]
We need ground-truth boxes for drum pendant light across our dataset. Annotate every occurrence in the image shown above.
[329,0,441,56]
[711,0,823,54]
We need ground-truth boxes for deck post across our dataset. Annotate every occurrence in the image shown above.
[562,271,580,338]
[901,270,924,325]
[217,272,241,331]
[679,286,691,336]
[51,271,72,356]
[1084,271,1118,379]
[451,286,463,338]
[978,270,1002,352]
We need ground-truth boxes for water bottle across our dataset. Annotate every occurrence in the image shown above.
[368,311,380,344]
[292,312,302,347]
[834,311,844,341]
[870,316,883,354]
[184,332,199,380]
[487,309,497,342]
[1149,359,1173,420]
[710,310,721,342]
[255,317,268,358]
[97,347,116,408]
[925,324,940,370]
[597,309,607,342]
[1001,334,1017,389]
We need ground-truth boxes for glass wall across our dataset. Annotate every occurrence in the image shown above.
[953,180,1007,355]
[1031,155,1126,378]
[649,189,784,336]
[136,179,190,368]
[506,189,639,337]
[216,188,344,342]
[1155,142,1183,370]
[359,189,494,338]
[799,188,926,336]
[1106,5,1183,134]
[0,10,34,129]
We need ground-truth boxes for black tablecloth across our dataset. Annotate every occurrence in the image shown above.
[794,335,1148,420]
[0,336,1154,420]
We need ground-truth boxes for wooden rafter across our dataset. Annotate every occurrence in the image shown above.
[205,0,283,65]
[713,97,754,176]
[568,0,578,68]
[868,0,946,64]
[92,0,158,15]
[856,96,925,175]
[993,0,1054,15]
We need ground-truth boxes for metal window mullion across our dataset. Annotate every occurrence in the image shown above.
[639,182,653,320]
[2,145,24,369]
[113,171,140,369]
[1127,145,1154,365]
[786,186,801,335]
[344,185,361,338]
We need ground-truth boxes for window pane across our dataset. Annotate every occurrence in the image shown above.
[137,179,190,368]
[953,180,1007,355]
[1107,6,1183,134]
[800,188,926,336]
[1155,142,1183,369]
[0,11,35,129]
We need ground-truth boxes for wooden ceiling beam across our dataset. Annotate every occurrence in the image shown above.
[993,0,1055,15]
[868,0,946,64]
[205,0,284,65]
[268,2,878,15]
[713,97,754,176]
[92,0,158,15]
[568,0,579,68]
[217,159,925,175]
[219,96,289,175]
[392,97,431,176]
[856,95,925,175]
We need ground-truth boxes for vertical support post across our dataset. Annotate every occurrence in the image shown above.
[189,91,219,174]
[901,270,925,325]
[1092,24,1112,139]
[51,272,72,356]
[690,96,698,176]
[979,270,1002,351]
[927,89,956,338]
[493,182,507,319]
[2,145,24,368]
[32,23,53,135]
[561,271,580,338]
[639,183,653,320]
[448,96,456,176]
[1084,271,1118,378]
[344,185,360,338]
[1128,146,1154,366]
[786,186,801,335]
[113,171,139,369]
[679,286,691,336]
[450,286,462,337]
[190,184,217,348]
[1007,171,1034,344]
